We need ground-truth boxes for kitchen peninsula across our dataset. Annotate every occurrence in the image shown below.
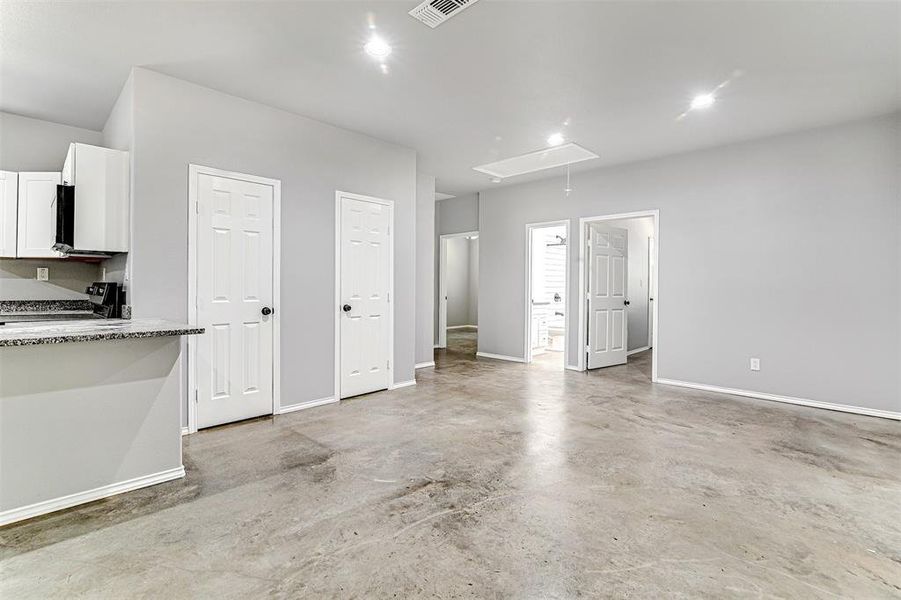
[0,308,203,525]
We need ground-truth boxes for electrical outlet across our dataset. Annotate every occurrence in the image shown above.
[750,357,760,372]
[36,267,49,281]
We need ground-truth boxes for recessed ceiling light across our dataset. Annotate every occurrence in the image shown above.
[690,93,716,110]
[364,35,392,59]
[547,132,565,147]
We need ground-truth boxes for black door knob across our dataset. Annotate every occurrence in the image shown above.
[342,304,352,312]
[261,306,272,316]
[623,300,631,306]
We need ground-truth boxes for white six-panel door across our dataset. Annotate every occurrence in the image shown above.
[196,173,274,428]
[587,223,628,369]
[339,194,391,398]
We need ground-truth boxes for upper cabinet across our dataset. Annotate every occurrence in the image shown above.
[60,143,129,254]
[17,172,62,258]
[0,171,17,257]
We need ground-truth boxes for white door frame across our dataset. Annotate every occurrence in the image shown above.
[186,164,282,434]
[524,220,570,366]
[437,230,479,349]
[334,191,396,400]
[578,210,659,382]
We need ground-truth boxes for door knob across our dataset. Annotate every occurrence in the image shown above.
[342,304,352,312]
[261,306,272,316]
[623,300,631,306]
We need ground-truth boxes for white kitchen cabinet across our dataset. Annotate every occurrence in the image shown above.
[0,171,17,257]
[17,172,62,258]
[61,143,129,253]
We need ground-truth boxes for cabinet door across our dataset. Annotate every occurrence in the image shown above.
[0,171,17,257]
[17,172,61,258]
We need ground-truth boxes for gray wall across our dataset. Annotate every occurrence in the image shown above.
[479,114,900,413]
[0,111,105,300]
[446,236,472,327]
[604,216,654,352]
[125,68,417,412]
[415,173,436,364]
[0,111,102,172]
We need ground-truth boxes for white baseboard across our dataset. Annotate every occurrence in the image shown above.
[277,396,337,414]
[390,379,417,390]
[447,325,478,330]
[415,361,435,369]
[0,466,186,527]
[181,426,190,436]
[656,378,901,421]
[476,352,525,363]
[565,364,583,372]
[627,346,651,356]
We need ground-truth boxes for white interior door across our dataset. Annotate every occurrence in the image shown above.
[17,172,61,258]
[587,223,628,369]
[196,173,274,429]
[339,195,391,399]
[437,237,447,348]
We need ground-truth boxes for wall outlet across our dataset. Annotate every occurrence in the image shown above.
[36,267,49,281]
[750,357,761,371]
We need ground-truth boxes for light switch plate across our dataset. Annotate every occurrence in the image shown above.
[750,357,760,371]
[36,267,49,281]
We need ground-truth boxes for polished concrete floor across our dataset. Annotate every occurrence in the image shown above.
[2,329,900,598]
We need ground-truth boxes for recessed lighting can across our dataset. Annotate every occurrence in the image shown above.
[690,93,716,110]
[364,35,392,59]
[547,132,565,146]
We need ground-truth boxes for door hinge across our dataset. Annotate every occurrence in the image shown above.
[387,359,391,370]
[194,389,199,403]
[585,344,591,353]
[387,292,390,303]
[195,201,199,214]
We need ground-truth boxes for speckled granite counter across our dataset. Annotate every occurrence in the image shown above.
[0,319,204,347]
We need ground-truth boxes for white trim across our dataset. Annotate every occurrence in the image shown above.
[446,324,478,330]
[390,379,417,389]
[524,219,571,368]
[433,344,441,349]
[187,165,282,434]
[181,426,190,436]
[335,191,396,401]
[415,361,436,369]
[437,230,479,349]
[476,351,526,363]
[656,378,901,421]
[0,466,186,526]
[627,345,651,356]
[578,209,659,382]
[276,396,338,414]
[564,364,583,372]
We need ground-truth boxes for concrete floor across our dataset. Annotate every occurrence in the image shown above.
[2,329,900,598]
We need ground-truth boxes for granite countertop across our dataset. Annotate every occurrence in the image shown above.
[0,319,205,347]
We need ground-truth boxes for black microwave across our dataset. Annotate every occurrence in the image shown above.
[53,184,75,254]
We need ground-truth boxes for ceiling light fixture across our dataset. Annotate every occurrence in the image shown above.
[547,132,565,147]
[364,35,392,59]
[690,93,716,111]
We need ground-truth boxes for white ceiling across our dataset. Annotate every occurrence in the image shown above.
[1,1,898,195]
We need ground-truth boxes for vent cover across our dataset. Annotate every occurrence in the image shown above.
[473,143,600,179]
[409,0,481,28]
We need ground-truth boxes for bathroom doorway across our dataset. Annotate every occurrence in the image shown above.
[525,221,569,368]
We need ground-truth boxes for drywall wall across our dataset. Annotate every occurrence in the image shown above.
[415,173,436,365]
[0,112,104,299]
[0,112,102,172]
[446,236,472,327]
[125,68,417,417]
[603,216,654,352]
[468,237,479,326]
[479,113,900,414]
[0,259,100,300]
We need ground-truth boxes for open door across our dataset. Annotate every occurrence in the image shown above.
[586,222,628,369]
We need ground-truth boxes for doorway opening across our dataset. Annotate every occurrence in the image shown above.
[578,210,659,382]
[525,221,570,369]
[438,231,479,356]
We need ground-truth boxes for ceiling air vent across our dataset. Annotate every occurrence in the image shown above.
[409,0,481,28]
